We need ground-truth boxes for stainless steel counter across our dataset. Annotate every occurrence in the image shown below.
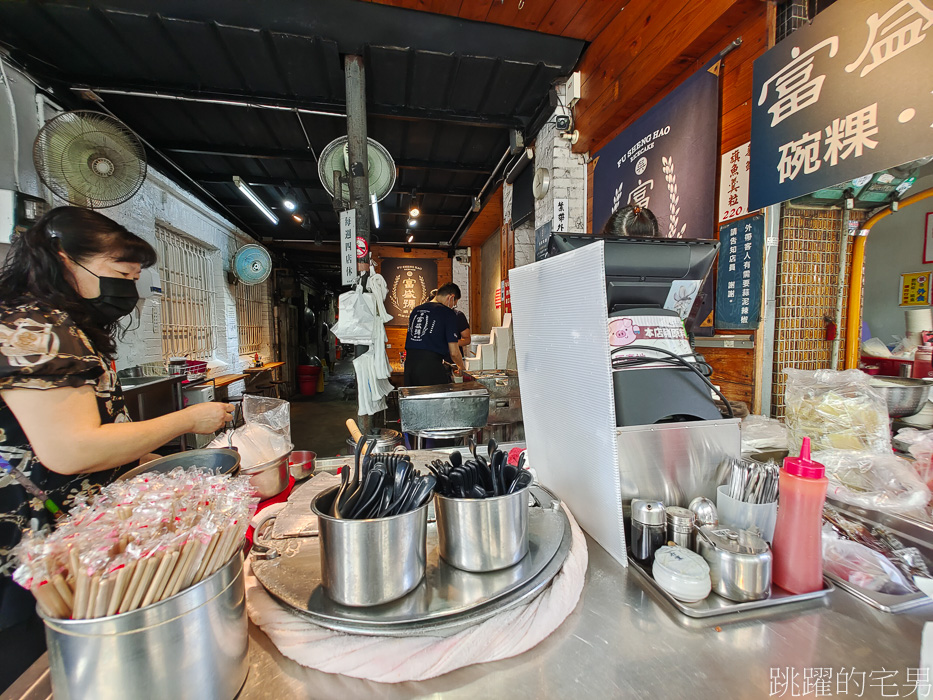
[5,533,928,700]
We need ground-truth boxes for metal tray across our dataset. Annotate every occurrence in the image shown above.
[251,486,570,636]
[628,555,834,618]
[824,500,933,614]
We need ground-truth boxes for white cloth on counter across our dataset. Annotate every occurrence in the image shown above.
[244,484,588,683]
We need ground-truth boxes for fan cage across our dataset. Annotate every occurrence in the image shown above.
[317,136,397,203]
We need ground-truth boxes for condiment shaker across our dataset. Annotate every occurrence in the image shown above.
[630,500,666,562]
[666,506,696,550]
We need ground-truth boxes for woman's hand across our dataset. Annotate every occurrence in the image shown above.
[182,402,235,434]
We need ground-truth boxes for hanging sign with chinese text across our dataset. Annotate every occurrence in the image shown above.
[900,271,931,306]
[749,0,933,211]
[553,199,570,233]
[592,64,720,238]
[719,142,752,222]
[340,209,357,287]
[381,258,437,327]
[715,214,765,329]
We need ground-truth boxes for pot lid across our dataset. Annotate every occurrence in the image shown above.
[631,499,666,526]
[698,526,769,554]
[398,382,489,400]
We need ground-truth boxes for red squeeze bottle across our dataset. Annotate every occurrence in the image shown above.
[771,437,829,594]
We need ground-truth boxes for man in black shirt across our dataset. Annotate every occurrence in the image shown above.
[429,287,471,350]
[404,282,466,386]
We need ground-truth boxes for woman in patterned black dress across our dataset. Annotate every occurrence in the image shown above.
[0,207,235,690]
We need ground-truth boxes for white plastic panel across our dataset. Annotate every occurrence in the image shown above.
[509,241,627,566]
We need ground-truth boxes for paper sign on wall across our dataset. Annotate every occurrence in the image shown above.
[900,272,931,307]
[340,209,357,287]
[718,142,751,222]
[553,199,569,233]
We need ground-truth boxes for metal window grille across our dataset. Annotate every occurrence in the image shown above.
[770,207,866,417]
[155,224,216,360]
[236,281,267,355]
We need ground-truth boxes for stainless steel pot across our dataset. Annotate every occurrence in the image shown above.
[118,448,241,481]
[435,488,530,572]
[40,553,248,700]
[696,526,772,602]
[289,450,316,481]
[241,444,293,499]
[345,428,403,454]
[311,486,428,607]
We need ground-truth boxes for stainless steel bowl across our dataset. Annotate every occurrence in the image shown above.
[870,377,932,418]
[311,486,427,607]
[434,489,530,572]
[40,553,247,700]
[241,444,293,500]
[289,450,316,481]
[118,448,241,481]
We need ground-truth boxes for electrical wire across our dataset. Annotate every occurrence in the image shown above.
[610,344,735,419]
[0,57,21,191]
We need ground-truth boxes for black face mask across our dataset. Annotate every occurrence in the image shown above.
[73,260,140,323]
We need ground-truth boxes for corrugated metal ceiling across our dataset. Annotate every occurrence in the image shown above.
[0,0,584,255]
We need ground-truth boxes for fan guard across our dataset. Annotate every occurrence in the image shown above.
[318,136,397,203]
[233,244,273,286]
[33,111,147,208]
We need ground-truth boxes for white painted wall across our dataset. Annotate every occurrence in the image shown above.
[0,58,274,386]
[863,172,933,343]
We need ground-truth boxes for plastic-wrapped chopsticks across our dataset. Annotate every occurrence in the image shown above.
[12,468,259,620]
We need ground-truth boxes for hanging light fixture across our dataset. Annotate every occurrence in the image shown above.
[407,217,417,227]
[371,192,381,229]
[283,198,297,211]
[233,176,278,224]
[407,233,414,243]
[408,189,421,218]
[292,213,304,224]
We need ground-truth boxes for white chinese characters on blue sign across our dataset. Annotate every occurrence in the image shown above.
[750,0,933,210]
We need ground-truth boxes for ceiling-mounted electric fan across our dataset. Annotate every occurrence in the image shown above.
[33,111,147,208]
[317,136,397,206]
[232,244,273,286]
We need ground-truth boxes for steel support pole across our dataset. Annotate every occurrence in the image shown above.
[345,54,374,435]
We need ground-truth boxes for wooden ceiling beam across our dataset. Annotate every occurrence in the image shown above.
[573,0,747,155]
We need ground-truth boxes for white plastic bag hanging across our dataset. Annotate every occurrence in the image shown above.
[330,282,375,344]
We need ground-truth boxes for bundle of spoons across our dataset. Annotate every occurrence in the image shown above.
[427,438,531,499]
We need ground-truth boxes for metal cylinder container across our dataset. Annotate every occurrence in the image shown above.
[434,488,530,572]
[311,486,428,607]
[40,553,248,700]
[666,506,697,550]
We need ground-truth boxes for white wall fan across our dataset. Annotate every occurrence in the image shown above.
[33,111,147,208]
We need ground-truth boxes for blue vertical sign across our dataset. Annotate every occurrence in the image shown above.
[715,214,765,330]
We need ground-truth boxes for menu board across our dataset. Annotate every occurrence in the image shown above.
[381,258,437,327]
[715,214,765,329]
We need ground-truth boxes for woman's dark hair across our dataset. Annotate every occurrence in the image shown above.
[601,205,660,238]
[0,206,157,357]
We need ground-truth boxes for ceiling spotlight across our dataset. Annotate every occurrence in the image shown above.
[407,233,414,243]
[292,214,304,224]
[407,218,417,227]
[409,189,421,218]
[233,176,278,224]
[283,199,297,211]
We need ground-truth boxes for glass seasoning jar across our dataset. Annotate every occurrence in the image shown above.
[630,500,666,562]
[666,506,697,550]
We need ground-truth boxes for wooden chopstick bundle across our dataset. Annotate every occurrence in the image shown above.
[12,469,259,620]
